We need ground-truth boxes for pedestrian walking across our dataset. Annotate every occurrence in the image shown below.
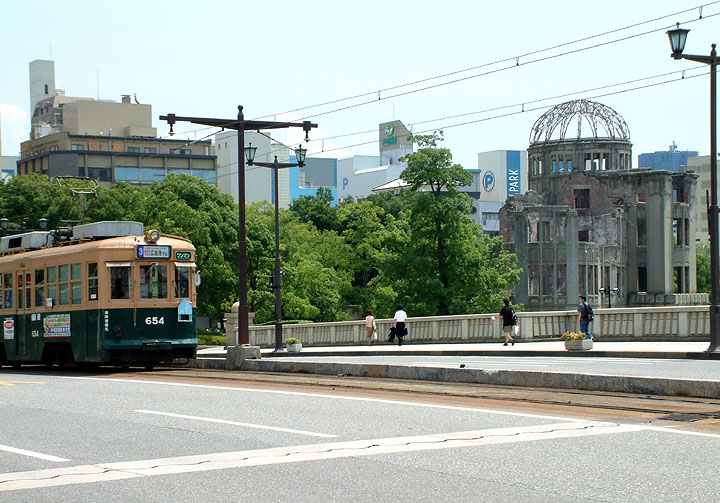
[577,295,593,340]
[365,309,376,346]
[389,304,408,346]
[493,298,516,346]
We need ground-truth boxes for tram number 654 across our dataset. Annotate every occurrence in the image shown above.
[145,316,165,325]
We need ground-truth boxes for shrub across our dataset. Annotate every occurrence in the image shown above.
[561,331,588,341]
[285,337,301,345]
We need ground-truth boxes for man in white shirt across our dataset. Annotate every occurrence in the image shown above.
[391,304,408,346]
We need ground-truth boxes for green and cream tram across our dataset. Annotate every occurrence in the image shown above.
[0,221,198,369]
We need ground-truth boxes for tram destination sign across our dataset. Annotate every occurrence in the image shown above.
[137,245,171,259]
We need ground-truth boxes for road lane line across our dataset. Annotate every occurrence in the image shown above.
[134,410,337,438]
[0,444,69,463]
[0,421,644,492]
[52,375,601,423]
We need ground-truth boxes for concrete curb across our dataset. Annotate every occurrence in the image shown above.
[185,358,720,399]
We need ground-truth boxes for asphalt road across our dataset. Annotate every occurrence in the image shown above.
[1,369,719,502]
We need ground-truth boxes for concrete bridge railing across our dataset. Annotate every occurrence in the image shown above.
[223,305,710,348]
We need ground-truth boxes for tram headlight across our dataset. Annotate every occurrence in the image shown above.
[145,229,160,243]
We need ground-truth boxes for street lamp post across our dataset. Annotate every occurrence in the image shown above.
[667,24,719,352]
[599,287,619,308]
[160,107,316,346]
[245,144,307,351]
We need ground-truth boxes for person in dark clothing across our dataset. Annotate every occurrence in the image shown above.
[577,295,593,340]
[494,298,515,346]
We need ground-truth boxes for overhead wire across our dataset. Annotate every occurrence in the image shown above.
[250,2,719,122]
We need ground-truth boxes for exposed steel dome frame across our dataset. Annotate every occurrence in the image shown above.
[529,99,630,145]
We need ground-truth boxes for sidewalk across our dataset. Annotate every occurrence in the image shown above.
[192,341,720,399]
[198,340,718,359]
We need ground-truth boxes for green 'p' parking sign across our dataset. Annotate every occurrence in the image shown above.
[175,251,191,260]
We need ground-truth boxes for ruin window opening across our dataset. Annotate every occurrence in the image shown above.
[637,218,647,246]
[574,189,590,209]
[579,230,590,242]
[638,267,647,293]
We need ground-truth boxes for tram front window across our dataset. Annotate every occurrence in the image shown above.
[110,266,131,299]
[175,266,190,298]
[140,263,168,299]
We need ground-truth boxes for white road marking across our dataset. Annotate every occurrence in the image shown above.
[0,444,69,463]
[0,421,644,492]
[50,375,602,423]
[135,410,337,438]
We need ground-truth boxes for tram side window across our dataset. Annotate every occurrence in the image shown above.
[46,266,57,306]
[24,272,31,308]
[17,272,23,309]
[140,263,168,299]
[88,263,98,301]
[35,269,45,308]
[58,264,69,305]
[110,266,131,299]
[175,266,190,298]
[2,273,12,309]
[71,263,81,304]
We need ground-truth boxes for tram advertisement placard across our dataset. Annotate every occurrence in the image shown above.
[137,245,171,259]
[44,314,71,338]
[3,318,14,340]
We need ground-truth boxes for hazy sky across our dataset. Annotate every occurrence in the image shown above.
[2,1,720,170]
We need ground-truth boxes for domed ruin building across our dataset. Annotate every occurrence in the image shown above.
[500,99,703,311]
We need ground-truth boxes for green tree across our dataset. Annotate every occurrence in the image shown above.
[697,242,711,294]
[398,132,472,315]
[288,187,338,232]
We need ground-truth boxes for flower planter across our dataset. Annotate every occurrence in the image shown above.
[564,339,593,351]
[286,343,302,352]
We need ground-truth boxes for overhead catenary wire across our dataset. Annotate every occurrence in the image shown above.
[249,2,720,123]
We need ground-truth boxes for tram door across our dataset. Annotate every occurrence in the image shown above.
[15,270,37,359]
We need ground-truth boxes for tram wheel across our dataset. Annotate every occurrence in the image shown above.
[144,364,155,371]
[11,362,21,369]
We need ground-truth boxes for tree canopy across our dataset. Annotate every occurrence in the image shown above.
[0,144,521,323]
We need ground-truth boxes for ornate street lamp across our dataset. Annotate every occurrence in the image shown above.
[667,24,719,352]
[246,144,307,351]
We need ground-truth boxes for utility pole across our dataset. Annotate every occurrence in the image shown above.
[160,107,316,345]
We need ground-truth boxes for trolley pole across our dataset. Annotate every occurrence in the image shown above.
[160,107,316,345]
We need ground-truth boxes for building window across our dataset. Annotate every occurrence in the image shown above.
[194,170,216,183]
[71,144,85,151]
[87,167,111,182]
[179,149,191,155]
[481,212,499,221]
[144,147,157,154]
[50,145,58,151]
[574,189,590,209]
[168,169,191,176]
[115,167,140,182]
[127,147,140,153]
[578,230,589,242]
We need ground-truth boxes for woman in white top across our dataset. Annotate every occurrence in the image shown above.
[365,309,375,346]
[392,304,408,346]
